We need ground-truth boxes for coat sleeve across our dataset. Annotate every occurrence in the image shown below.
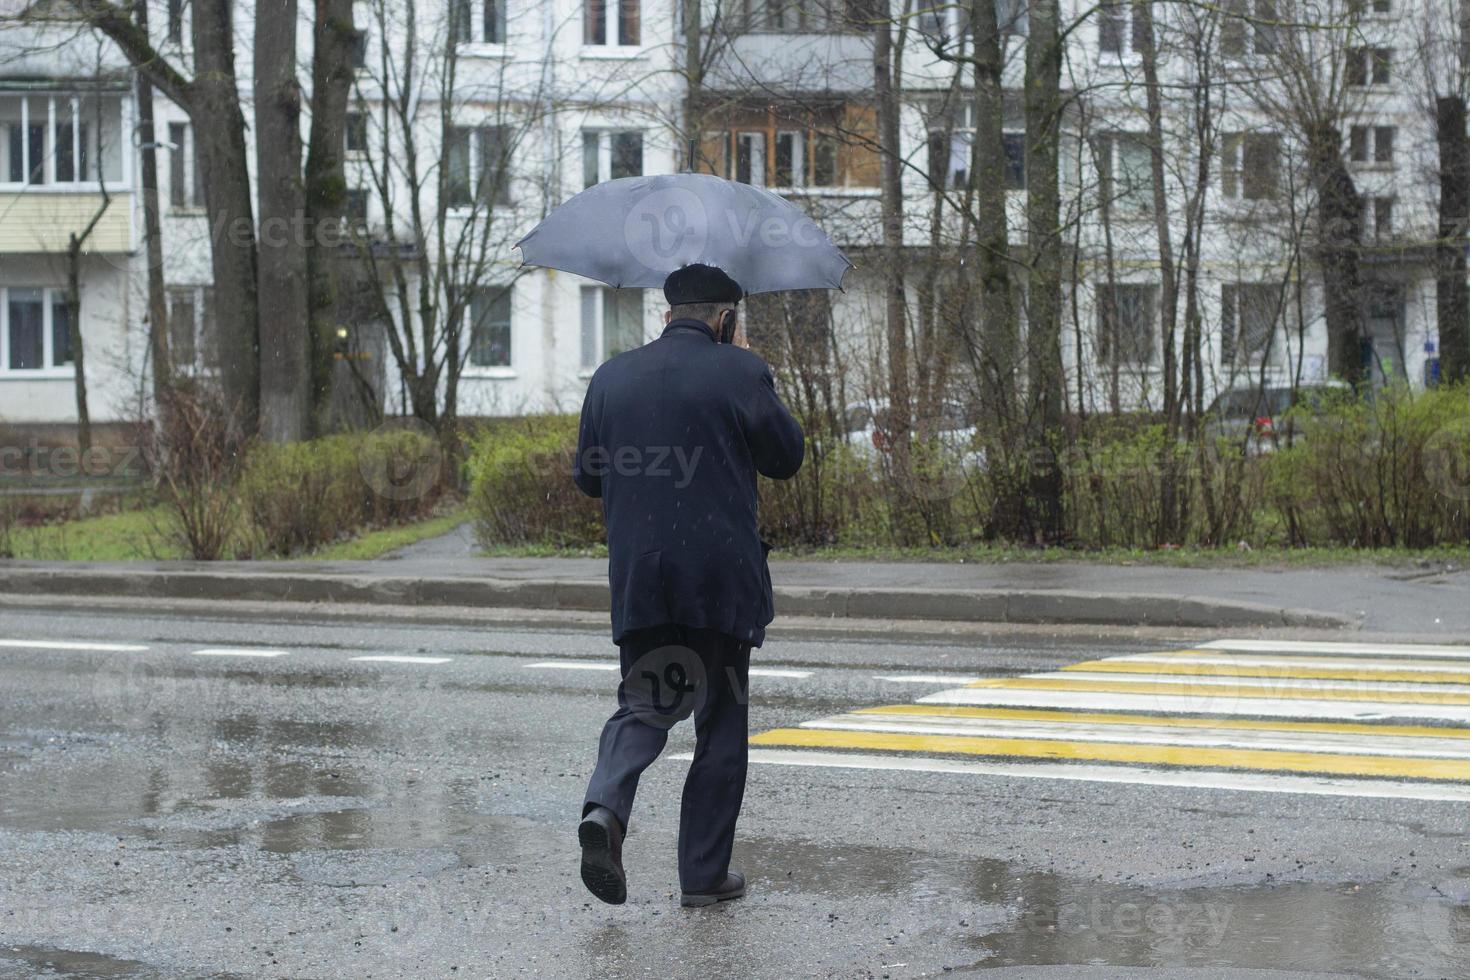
[743,361,805,481]
[572,378,604,498]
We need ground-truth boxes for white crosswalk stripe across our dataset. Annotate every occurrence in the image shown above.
[748,638,1470,799]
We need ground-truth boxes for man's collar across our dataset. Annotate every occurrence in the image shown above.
[662,318,717,342]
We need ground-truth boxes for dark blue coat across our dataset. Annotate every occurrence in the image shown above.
[573,318,805,647]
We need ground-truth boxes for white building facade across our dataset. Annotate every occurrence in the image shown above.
[0,0,1451,430]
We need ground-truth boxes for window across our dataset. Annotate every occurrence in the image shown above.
[1221,283,1281,367]
[1364,196,1394,240]
[1348,124,1394,164]
[345,112,368,154]
[344,189,369,229]
[469,287,512,368]
[580,286,644,368]
[1098,0,1149,55]
[168,122,203,208]
[1096,283,1157,365]
[927,120,1025,190]
[2,94,124,186]
[167,286,218,373]
[2,287,75,374]
[166,0,183,43]
[1347,47,1391,86]
[452,0,507,43]
[1348,0,1391,14]
[1221,0,1280,57]
[584,0,639,46]
[914,0,1028,38]
[351,29,368,69]
[581,130,643,187]
[701,104,874,188]
[1221,132,1280,200]
[446,125,511,207]
[738,0,845,31]
[1098,133,1153,213]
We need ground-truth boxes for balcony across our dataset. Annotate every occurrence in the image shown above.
[0,190,131,253]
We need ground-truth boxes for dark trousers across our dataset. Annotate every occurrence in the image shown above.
[583,623,751,893]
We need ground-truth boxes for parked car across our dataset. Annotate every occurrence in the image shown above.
[843,400,988,471]
[1202,381,1349,454]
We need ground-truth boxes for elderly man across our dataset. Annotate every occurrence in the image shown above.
[571,263,805,908]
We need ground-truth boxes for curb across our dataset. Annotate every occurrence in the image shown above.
[0,566,1358,630]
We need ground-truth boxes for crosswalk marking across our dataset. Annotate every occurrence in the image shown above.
[748,638,1470,799]
[1063,658,1470,684]
[964,675,1470,704]
[1199,639,1470,658]
[192,648,290,658]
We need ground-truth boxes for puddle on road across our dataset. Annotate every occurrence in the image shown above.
[738,836,1470,975]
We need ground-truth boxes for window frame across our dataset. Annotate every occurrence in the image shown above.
[444,124,513,209]
[0,286,77,377]
[584,0,641,48]
[1220,131,1281,201]
[1098,132,1154,215]
[581,128,644,188]
[452,0,509,45]
[1,92,129,191]
[466,285,514,372]
[1220,282,1284,369]
[1095,282,1158,367]
[579,286,645,372]
[165,285,219,376]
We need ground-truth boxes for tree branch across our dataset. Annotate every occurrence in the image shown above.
[63,0,193,109]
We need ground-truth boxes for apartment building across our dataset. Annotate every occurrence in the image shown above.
[0,0,1449,431]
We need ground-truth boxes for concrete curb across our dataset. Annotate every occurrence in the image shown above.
[0,565,1358,630]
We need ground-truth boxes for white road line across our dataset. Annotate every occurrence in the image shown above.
[1112,653,1470,674]
[1040,671,1470,694]
[721,749,1470,803]
[873,674,984,685]
[351,655,452,665]
[919,685,1470,723]
[1200,639,1470,659]
[0,639,149,652]
[191,648,290,658]
[522,661,811,678]
[797,715,1470,760]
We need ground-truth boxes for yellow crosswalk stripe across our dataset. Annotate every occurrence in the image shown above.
[856,704,1470,740]
[963,676,1470,704]
[1061,659,1470,685]
[748,727,1470,781]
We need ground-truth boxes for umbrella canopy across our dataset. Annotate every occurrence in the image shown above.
[514,173,852,295]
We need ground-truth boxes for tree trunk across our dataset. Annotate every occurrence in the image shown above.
[193,0,260,435]
[255,0,311,442]
[873,8,915,540]
[1024,0,1065,541]
[1135,0,1180,542]
[65,235,91,454]
[133,0,172,403]
[1437,95,1470,383]
[1307,125,1365,386]
[305,0,356,428]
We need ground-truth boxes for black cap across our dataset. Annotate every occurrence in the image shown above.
[663,263,743,306]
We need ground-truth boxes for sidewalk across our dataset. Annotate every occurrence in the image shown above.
[3,523,1466,632]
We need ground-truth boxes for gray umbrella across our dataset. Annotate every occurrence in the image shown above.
[514,173,852,295]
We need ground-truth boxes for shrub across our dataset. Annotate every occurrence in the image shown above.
[145,383,243,561]
[239,427,443,557]
[1266,383,1470,547]
[467,416,603,547]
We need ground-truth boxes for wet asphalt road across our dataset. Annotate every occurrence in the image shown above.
[0,601,1467,979]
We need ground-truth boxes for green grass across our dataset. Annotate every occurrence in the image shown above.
[2,504,469,562]
[1,505,181,561]
[299,508,468,561]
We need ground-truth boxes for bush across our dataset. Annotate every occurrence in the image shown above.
[1266,383,1470,547]
[467,415,602,547]
[146,384,243,560]
[239,427,443,557]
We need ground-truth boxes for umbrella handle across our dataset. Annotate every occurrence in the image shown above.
[685,138,696,174]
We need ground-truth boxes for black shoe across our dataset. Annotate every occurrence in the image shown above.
[680,871,746,908]
[578,806,626,905]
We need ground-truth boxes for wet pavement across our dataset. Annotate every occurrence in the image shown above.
[0,601,1466,977]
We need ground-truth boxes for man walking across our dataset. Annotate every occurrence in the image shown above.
[572,263,805,908]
